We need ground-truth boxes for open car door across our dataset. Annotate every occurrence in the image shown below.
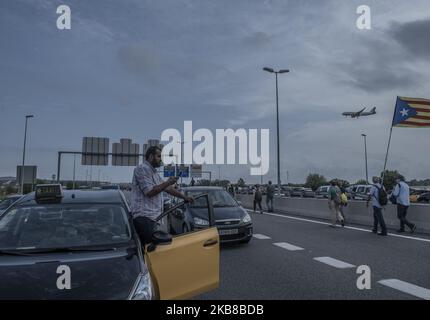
[145,194,219,300]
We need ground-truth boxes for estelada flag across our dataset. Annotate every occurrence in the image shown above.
[392,96,430,128]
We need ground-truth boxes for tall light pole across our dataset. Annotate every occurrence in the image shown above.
[20,115,34,194]
[263,67,289,196]
[72,154,76,189]
[361,134,368,184]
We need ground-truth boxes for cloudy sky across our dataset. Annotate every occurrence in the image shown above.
[1,0,429,184]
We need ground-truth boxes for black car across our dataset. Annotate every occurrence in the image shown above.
[170,187,253,244]
[0,184,220,299]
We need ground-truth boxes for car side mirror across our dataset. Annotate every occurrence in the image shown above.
[146,230,173,252]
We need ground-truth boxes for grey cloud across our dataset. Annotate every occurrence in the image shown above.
[335,37,421,93]
[241,31,273,48]
[390,18,430,60]
[118,45,161,77]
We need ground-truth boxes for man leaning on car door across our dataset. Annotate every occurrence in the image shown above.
[130,146,194,245]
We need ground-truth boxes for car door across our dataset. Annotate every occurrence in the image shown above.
[144,194,219,300]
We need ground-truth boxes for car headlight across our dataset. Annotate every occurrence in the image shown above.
[193,217,209,226]
[130,272,153,300]
[241,212,251,223]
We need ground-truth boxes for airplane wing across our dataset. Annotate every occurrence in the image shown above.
[356,107,366,115]
[343,108,366,118]
[361,107,377,116]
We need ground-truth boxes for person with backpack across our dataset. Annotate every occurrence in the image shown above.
[367,176,387,236]
[253,184,263,214]
[392,177,416,233]
[266,181,276,212]
[339,187,348,224]
[328,180,344,227]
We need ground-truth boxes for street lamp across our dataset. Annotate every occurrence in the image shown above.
[263,67,290,196]
[361,134,368,184]
[20,115,34,194]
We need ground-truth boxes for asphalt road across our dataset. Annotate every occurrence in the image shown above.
[197,208,430,300]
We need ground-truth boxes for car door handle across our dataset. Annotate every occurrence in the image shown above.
[203,239,218,247]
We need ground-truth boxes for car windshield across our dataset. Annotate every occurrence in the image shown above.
[0,203,131,251]
[186,189,238,208]
[0,198,20,210]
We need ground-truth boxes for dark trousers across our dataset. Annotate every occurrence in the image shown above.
[397,204,414,231]
[372,206,387,234]
[133,216,157,245]
[254,199,262,211]
[266,197,274,212]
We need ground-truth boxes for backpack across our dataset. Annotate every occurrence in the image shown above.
[375,185,388,206]
[340,193,348,205]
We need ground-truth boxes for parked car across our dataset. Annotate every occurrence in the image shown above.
[352,185,372,200]
[315,186,330,199]
[0,184,220,299]
[417,192,430,203]
[281,186,292,197]
[290,187,305,197]
[170,187,253,244]
[302,188,316,198]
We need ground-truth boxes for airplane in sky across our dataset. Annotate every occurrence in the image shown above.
[342,107,376,118]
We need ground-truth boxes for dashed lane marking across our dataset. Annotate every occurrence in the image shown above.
[253,234,271,240]
[313,257,355,269]
[273,242,304,251]
[378,279,430,300]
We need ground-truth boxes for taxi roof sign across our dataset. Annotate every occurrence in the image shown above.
[35,184,64,203]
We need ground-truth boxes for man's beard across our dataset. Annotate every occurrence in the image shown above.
[152,161,162,168]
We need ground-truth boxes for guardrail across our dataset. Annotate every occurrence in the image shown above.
[237,194,430,235]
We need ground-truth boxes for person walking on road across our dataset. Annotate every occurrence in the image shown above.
[392,177,416,233]
[328,180,344,227]
[266,181,275,212]
[253,184,263,214]
[130,146,194,245]
[339,187,348,224]
[367,176,387,236]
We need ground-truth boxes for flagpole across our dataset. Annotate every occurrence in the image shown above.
[381,97,398,185]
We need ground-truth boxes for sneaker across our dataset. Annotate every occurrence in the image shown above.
[372,229,377,234]
[341,220,345,227]
[410,225,416,234]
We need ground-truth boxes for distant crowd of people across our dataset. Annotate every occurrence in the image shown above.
[327,176,417,235]
[252,181,275,214]
[247,177,417,235]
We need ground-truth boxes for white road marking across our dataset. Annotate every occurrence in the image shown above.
[253,234,271,240]
[273,242,304,251]
[378,279,430,300]
[246,209,430,243]
[313,257,355,269]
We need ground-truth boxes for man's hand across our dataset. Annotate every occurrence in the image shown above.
[184,196,194,204]
[167,176,179,186]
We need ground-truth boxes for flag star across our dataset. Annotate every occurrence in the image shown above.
[400,108,409,117]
